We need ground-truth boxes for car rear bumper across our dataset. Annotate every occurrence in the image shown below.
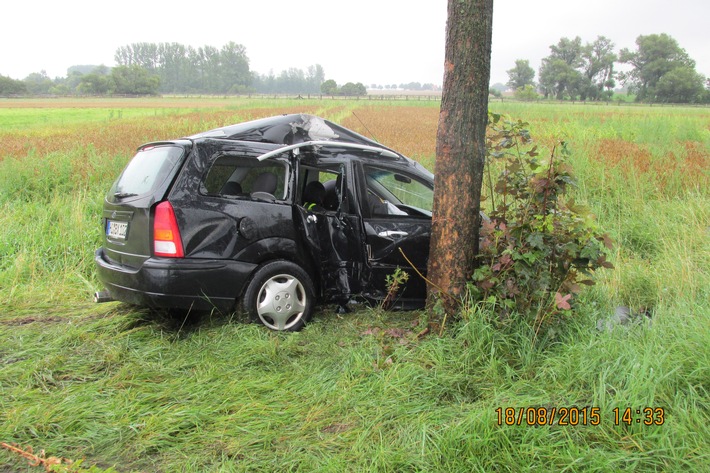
[94,248,256,311]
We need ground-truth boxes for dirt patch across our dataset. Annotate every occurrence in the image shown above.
[1,315,66,326]
[321,423,353,434]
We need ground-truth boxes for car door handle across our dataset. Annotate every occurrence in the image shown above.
[378,230,408,238]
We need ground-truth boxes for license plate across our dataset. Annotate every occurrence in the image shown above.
[107,220,128,239]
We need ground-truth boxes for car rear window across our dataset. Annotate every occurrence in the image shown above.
[109,145,184,200]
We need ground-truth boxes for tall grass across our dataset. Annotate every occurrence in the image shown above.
[1,99,708,472]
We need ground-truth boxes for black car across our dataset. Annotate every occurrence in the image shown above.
[95,114,433,331]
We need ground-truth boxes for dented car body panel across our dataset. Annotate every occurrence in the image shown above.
[95,114,434,316]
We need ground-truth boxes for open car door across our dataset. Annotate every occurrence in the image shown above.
[359,164,433,307]
[294,162,365,306]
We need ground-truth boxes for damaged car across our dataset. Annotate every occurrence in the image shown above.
[95,114,434,331]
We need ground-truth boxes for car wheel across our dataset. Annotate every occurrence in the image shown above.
[243,260,314,331]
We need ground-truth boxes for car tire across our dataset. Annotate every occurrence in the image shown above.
[242,260,315,331]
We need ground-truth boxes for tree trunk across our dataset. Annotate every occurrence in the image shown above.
[427,0,493,316]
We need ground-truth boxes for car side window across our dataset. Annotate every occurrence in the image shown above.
[364,166,433,218]
[202,155,289,200]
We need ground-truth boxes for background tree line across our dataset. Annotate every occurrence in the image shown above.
[2,34,708,103]
[504,33,709,104]
[0,41,367,97]
[0,65,161,96]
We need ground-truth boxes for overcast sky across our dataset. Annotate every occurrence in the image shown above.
[2,0,708,87]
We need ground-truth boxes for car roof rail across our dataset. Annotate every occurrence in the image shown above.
[256,140,400,162]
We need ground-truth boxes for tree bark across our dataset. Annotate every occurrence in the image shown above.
[427,0,493,315]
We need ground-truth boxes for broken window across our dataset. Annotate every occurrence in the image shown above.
[202,155,289,200]
[298,165,346,212]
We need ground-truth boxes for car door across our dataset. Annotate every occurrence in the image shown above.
[359,164,433,305]
[294,161,365,304]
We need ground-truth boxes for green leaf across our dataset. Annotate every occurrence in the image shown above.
[526,232,545,249]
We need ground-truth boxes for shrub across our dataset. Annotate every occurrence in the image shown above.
[514,85,539,101]
[471,113,613,330]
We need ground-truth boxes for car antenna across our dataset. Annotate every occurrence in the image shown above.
[352,111,379,143]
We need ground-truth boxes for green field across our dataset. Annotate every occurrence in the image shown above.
[1,98,708,472]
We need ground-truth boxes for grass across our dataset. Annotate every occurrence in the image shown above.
[1,98,708,472]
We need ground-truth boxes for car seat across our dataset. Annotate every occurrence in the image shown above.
[303,181,326,211]
[221,181,242,196]
[252,172,277,194]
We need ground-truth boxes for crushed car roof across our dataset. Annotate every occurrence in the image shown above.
[188,113,389,149]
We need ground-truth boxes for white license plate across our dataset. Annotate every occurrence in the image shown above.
[107,220,128,239]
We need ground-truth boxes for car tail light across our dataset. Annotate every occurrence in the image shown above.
[153,201,184,258]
